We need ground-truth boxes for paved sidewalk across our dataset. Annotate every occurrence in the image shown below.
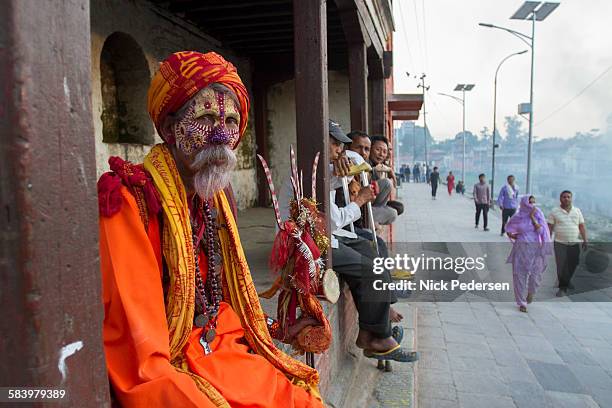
[381,183,612,408]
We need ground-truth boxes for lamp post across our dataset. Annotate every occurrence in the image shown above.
[479,1,560,193]
[438,83,474,183]
[491,50,528,203]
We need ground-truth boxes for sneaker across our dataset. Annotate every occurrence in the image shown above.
[500,232,505,236]
[484,228,490,231]
[475,225,479,229]
[556,288,567,297]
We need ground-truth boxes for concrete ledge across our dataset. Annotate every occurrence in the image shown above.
[237,207,361,404]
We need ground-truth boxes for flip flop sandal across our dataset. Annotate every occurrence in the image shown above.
[392,326,404,344]
[363,345,419,363]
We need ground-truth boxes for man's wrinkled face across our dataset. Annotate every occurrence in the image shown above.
[169,87,241,200]
[370,140,388,164]
[508,176,515,185]
[173,87,241,155]
[349,136,371,162]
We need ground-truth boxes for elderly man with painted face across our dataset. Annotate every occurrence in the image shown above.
[97,52,322,407]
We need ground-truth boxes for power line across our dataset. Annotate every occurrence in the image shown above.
[421,0,429,72]
[536,62,612,126]
[411,0,425,72]
[397,0,416,74]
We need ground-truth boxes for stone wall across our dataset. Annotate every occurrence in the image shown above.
[90,0,257,209]
[266,71,351,191]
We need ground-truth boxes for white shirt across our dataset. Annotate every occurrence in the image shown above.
[547,206,585,243]
[328,150,366,247]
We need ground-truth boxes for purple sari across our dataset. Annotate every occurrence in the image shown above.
[505,196,552,307]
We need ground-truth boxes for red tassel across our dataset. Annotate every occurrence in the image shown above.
[106,156,161,217]
[97,172,123,217]
[269,225,293,274]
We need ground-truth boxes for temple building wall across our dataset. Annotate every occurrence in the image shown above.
[89,0,257,209]
[266,71,351,193]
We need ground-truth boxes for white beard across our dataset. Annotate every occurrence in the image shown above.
[192,145,237,200]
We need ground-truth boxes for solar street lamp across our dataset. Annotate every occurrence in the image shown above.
[479,1,560,193]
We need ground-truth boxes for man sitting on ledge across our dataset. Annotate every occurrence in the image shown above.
[98,51,322,407]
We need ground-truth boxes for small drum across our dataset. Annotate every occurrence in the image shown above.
[318,268,340,304]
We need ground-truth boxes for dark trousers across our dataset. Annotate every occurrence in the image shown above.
[475,203,489,228]
[354,227,389,258]
[431,182,438,197]
[333,236,396,338]
[554,242,580,289]
[501,208,517,234]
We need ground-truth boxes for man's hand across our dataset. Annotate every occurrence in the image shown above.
[371,180,379,195]
[354,186,375,207]
[332,155,351,177]
[507,232,518,240]
[582,240,588,250]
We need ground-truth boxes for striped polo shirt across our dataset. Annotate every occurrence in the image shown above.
[547,206,585,243]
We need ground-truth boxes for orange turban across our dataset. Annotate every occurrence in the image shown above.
[147,51,250,144]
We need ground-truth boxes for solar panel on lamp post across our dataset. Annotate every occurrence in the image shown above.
[479,1,560,193]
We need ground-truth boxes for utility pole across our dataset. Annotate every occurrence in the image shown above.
[417,74,430,165]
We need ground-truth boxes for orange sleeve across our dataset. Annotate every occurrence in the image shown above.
[100,186,215,408]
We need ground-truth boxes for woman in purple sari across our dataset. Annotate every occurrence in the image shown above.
[505,195,552,312]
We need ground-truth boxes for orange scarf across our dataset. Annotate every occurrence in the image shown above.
[143,144,320,405]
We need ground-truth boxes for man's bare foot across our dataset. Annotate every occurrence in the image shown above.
[285,316,319,342]
[390,307,403,323]
[356,329,398,352]
[355,329,372,349]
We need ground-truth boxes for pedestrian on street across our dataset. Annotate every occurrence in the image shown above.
[547,190,588,297]
[497,175,519,236]
[473,173,491,231]
[505,195,552,313]
[404,164,411,183]
[456,181,465,195]
[413,164,420,183]
[446,171,455,196]
[429,166,440,199]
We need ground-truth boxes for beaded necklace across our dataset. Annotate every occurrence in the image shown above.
[191,196,223,354]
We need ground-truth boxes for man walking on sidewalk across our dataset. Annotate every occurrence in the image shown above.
[547,190,588,297]
[497,175,519,236]
[429,166,440,199]
[473,173,491,231]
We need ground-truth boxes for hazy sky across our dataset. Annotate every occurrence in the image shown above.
[392,0,612,141]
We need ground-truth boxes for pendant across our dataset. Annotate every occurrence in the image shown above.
[194,314,209,328]
[205,328,216,343]
[199,336,212,355]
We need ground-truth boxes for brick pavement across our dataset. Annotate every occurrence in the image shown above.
[371,182,612,408]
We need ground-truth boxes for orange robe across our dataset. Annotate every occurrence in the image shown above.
[100,186,323,407]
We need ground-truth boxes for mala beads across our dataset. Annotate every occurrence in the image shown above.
[191,197,223,353]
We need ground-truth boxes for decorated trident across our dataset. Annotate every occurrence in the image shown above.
[257,146,338,357]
